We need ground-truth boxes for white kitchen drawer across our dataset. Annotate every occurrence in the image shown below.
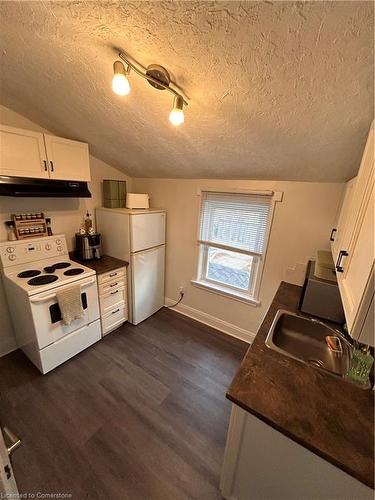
[99,287,126,316]
[98,275,127,296]
[98,267,127,285]
[101,304,127,336]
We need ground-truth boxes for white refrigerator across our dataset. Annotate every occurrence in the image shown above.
[96,208,166,325]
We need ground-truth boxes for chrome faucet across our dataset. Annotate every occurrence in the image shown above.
[309,317,358,355]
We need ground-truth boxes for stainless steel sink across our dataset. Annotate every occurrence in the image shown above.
[265,310,351,379]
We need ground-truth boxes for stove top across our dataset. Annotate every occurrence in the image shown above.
[3,256,96,296]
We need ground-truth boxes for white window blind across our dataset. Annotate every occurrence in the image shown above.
[199,192,272,256]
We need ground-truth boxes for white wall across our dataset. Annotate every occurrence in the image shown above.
[132,178,344,342]
[0,105,131,356]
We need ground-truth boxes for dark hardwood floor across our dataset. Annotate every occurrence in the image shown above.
[0,308,248,500]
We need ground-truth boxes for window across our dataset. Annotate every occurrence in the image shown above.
[192,190,273,304]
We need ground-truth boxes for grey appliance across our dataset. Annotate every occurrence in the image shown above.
[299,260,345,324]
[75,233,102,260]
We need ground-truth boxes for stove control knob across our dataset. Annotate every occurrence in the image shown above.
[57,245,63,252]
[55,239,62,245]
[8,254,16,261]
[6,247,15,253]
[45,243,52,251]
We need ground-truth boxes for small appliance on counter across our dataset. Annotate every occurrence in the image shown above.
[126,193,150,209]
[299,258,345,324]
[75,233,102,260]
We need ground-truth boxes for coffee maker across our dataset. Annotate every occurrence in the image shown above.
[75,233,102,260]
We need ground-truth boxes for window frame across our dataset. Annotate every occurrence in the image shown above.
[191,188,281,306]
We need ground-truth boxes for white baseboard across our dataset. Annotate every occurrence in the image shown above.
[164,298,255,344]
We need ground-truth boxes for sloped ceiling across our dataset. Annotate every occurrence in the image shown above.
[0,1,373,181]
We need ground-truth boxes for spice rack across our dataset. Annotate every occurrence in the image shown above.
[12,213,48,239]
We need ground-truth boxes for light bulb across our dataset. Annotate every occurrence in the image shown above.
[112,61,131,96]
[169,108,184,126]
[169,95,184,126]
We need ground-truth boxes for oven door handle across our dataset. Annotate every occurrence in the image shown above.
[30,279,96,303]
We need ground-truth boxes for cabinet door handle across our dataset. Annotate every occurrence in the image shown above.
[2,427,21,456]
[330,228,337,242]
[336,250,348,273]
[110,290,119,295]
[50,161,54,172]
[109,282,118,287]
[112,308,120,314]
[43,160,48,172]
[109,272,117,277]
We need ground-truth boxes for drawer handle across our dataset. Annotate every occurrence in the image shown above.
[109,272,117,277]
[112,308,120,314]
[110,290,119,295]
[109,282,118,287]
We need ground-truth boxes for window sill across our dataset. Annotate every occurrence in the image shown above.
[190,279,261,307]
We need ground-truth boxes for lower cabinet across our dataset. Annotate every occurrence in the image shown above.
[221,404,373,500]
[97,267,128,336]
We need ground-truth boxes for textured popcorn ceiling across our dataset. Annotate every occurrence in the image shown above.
[0,1,373,181]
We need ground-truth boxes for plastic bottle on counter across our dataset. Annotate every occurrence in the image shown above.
[84,211,93,234]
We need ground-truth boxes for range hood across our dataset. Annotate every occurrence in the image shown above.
[0,176,91,198]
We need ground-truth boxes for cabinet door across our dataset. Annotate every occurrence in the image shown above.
[331,177,356,262]
[44,134,91,181]
[0,125,48,178]
[334,122,374,333]
[338,182,374,332]
[342,124,374,253]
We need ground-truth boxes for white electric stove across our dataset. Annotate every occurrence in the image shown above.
[0,234,101,374]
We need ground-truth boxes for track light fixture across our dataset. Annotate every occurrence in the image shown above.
[112,51,188,126]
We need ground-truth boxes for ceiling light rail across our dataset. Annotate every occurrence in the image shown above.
[112,51,189,126]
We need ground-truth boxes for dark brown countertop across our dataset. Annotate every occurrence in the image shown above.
[69,252,129,275]
[227,281,374,489]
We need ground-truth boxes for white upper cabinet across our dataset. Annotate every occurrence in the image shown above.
[331,176,356,262]
[44,134,90,182]
[332,122,374,336]
[0,125,49,178]
[340,183,374,332]
[0,125,91,182]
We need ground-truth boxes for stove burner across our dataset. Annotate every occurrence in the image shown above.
[64,268,84,276]
[53,262,71,269]
[17,270,41,279]
[44,262,71,273]
[28,275,59,286]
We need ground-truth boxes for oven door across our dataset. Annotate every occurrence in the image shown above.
[29,277,100,349]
